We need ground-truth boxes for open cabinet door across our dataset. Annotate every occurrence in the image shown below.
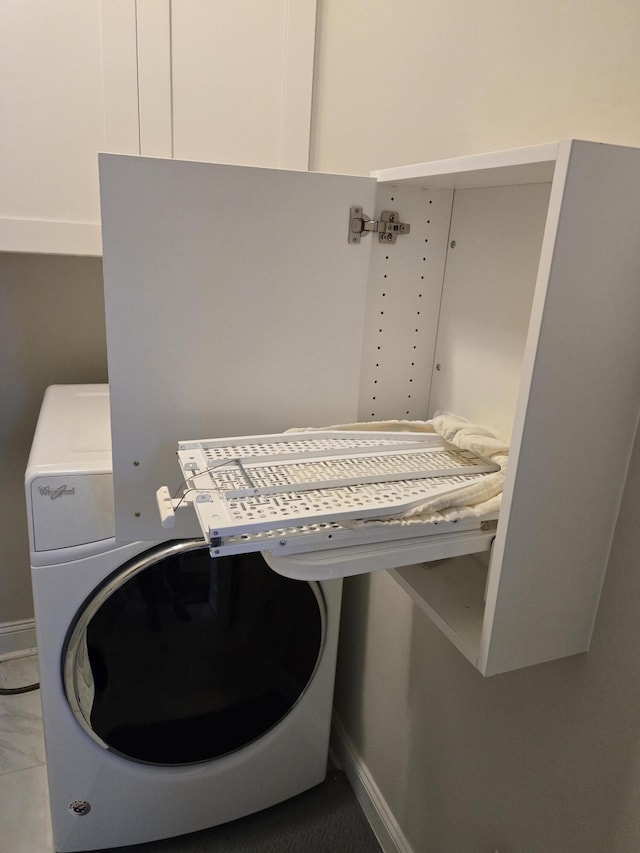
[100,155,376,542]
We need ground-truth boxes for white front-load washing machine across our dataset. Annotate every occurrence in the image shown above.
[25,385,342,852]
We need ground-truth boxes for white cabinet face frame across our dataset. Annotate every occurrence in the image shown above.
[0,0,106,255]
[0,0,317,256]
[101,140,640,675]
[101,0,317,169]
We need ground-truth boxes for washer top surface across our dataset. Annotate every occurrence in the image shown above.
[26,384,112,478]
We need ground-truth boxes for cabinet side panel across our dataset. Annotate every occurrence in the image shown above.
[100,155,375,542]
[482,142,640,674]
[429,183,551,442]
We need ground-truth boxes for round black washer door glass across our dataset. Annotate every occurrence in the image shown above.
[64,542,325,765]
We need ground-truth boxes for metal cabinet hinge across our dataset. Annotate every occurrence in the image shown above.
[349,206,411,245]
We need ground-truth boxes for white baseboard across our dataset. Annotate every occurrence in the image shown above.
[331,715,415,853]
[0,619,37,660]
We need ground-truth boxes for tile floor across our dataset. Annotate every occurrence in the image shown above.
[0,653,54,852]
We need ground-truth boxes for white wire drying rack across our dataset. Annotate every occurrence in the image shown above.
[157,431,500,559]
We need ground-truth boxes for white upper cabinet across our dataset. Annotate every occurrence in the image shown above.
[101,140,640,675]
[0,0,106,255]
[0,0,317,256]
[170,0,316,170]
[371,140,640,674]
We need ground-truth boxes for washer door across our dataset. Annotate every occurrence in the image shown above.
[64,540,325,765]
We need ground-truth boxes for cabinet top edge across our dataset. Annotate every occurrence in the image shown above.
[371,140,564,190]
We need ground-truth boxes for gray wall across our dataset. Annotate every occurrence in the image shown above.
[0,253,107,622]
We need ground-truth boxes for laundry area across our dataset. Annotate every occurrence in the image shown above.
[3,4,640,853]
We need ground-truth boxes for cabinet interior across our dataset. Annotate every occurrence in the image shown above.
[102,141,640,675]
[361,178,552,439]
[356,158,556,671]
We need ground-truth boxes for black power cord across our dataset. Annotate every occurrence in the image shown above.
[0,682,40,695]
[0,658,40,694]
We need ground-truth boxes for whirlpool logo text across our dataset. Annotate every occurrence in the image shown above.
[38,484,76,499]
